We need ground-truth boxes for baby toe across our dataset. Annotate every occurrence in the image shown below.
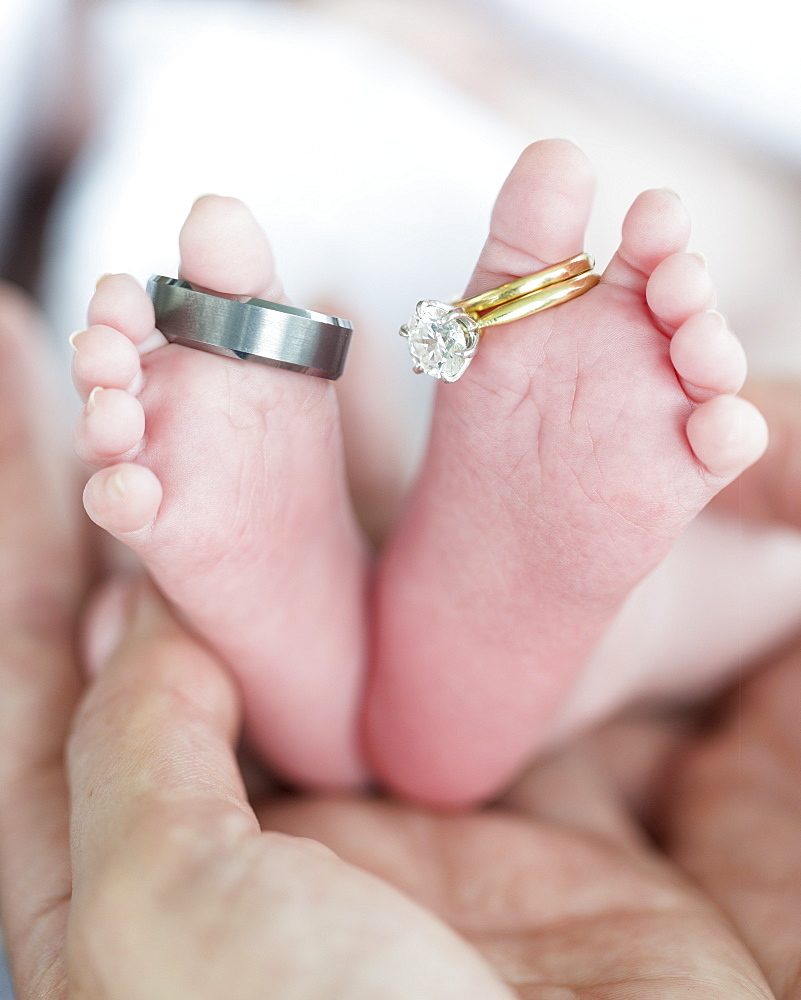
[646,252,716,331]
[670,310,747,401]
[71,324,143,402]
[83,463,162,537]
[686,394,768,480]
[74,387,145,467]
[179,195,284,301]
[604,188,691,292]
[88,274,164,353]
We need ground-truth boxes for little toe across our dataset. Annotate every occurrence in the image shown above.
[670,311,747,401]
[646,252,716,331]
[71,324,143,402]
[88,274,164,354]
[74,387,145,467]
[686,395,768,480]
[604,189,691,292]
[83,463,162,537]
[179,195,285,301]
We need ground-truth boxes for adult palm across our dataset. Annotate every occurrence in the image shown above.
[257,742,772,998]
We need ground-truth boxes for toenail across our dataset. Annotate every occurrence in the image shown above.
[87,386,103,413]
[107,470,128,501]
[69,329,84,350]
[659,186,682,201]
[95,272,112,290]
[691,252,708,268]
[192,193,217,206]
[705,309,728,331]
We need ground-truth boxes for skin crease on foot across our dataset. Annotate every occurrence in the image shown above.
[73,141,767,809]
[73,196,371,792]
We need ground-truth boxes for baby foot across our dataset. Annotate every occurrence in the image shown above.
[367,140,767,807]
[73,196,369,789]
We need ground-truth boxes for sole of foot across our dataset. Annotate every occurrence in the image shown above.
[73,196,369,789]
[367,140,767,808]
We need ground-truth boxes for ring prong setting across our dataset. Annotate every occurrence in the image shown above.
[400,254,599,383]
[399,300,480,383]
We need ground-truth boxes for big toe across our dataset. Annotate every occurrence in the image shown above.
[451,138,595,388]
[466,138,595,299]
[179,195,285,301]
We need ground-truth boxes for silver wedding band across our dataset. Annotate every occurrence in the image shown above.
[147,276,353,380]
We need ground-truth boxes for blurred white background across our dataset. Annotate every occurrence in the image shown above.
[1,1,799,993]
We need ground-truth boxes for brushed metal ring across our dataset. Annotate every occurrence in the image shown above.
[147,276,353,380]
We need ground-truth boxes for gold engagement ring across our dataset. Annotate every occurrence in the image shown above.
[400,252,599,382]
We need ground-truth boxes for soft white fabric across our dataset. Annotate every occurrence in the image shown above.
[41,0,801,388]
[485,0,801,163]
[45,0,522,354]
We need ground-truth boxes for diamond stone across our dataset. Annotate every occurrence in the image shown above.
[400,300,479,382]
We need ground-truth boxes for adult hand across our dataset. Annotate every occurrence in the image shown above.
[0,286,507,998]
[65,577,510,999]
[10,565,774,1000]
[0,283,793,999]
[0,285,86,998]
[660,639,801,999]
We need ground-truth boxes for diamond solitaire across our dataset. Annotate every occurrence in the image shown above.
[401,254,600,383]
[400,300,480,383]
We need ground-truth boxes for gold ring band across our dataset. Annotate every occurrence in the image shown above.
[400,252,600,383]
[470,270,599,329]
[455,252,595,316]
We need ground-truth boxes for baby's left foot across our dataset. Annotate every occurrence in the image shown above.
[367,140,767,807]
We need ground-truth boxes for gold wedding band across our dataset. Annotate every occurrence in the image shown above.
[455,252,596,321]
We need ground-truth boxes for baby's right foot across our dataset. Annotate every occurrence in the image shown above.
[72,197,369,789]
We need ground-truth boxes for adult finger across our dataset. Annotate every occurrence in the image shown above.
[66,577,257,996]
[498,736,651,852]
[69,579,514,1000]
[67,578,254,896]
[661,640,801,999]
[0,285,87,1000]
[712,377,801,528]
